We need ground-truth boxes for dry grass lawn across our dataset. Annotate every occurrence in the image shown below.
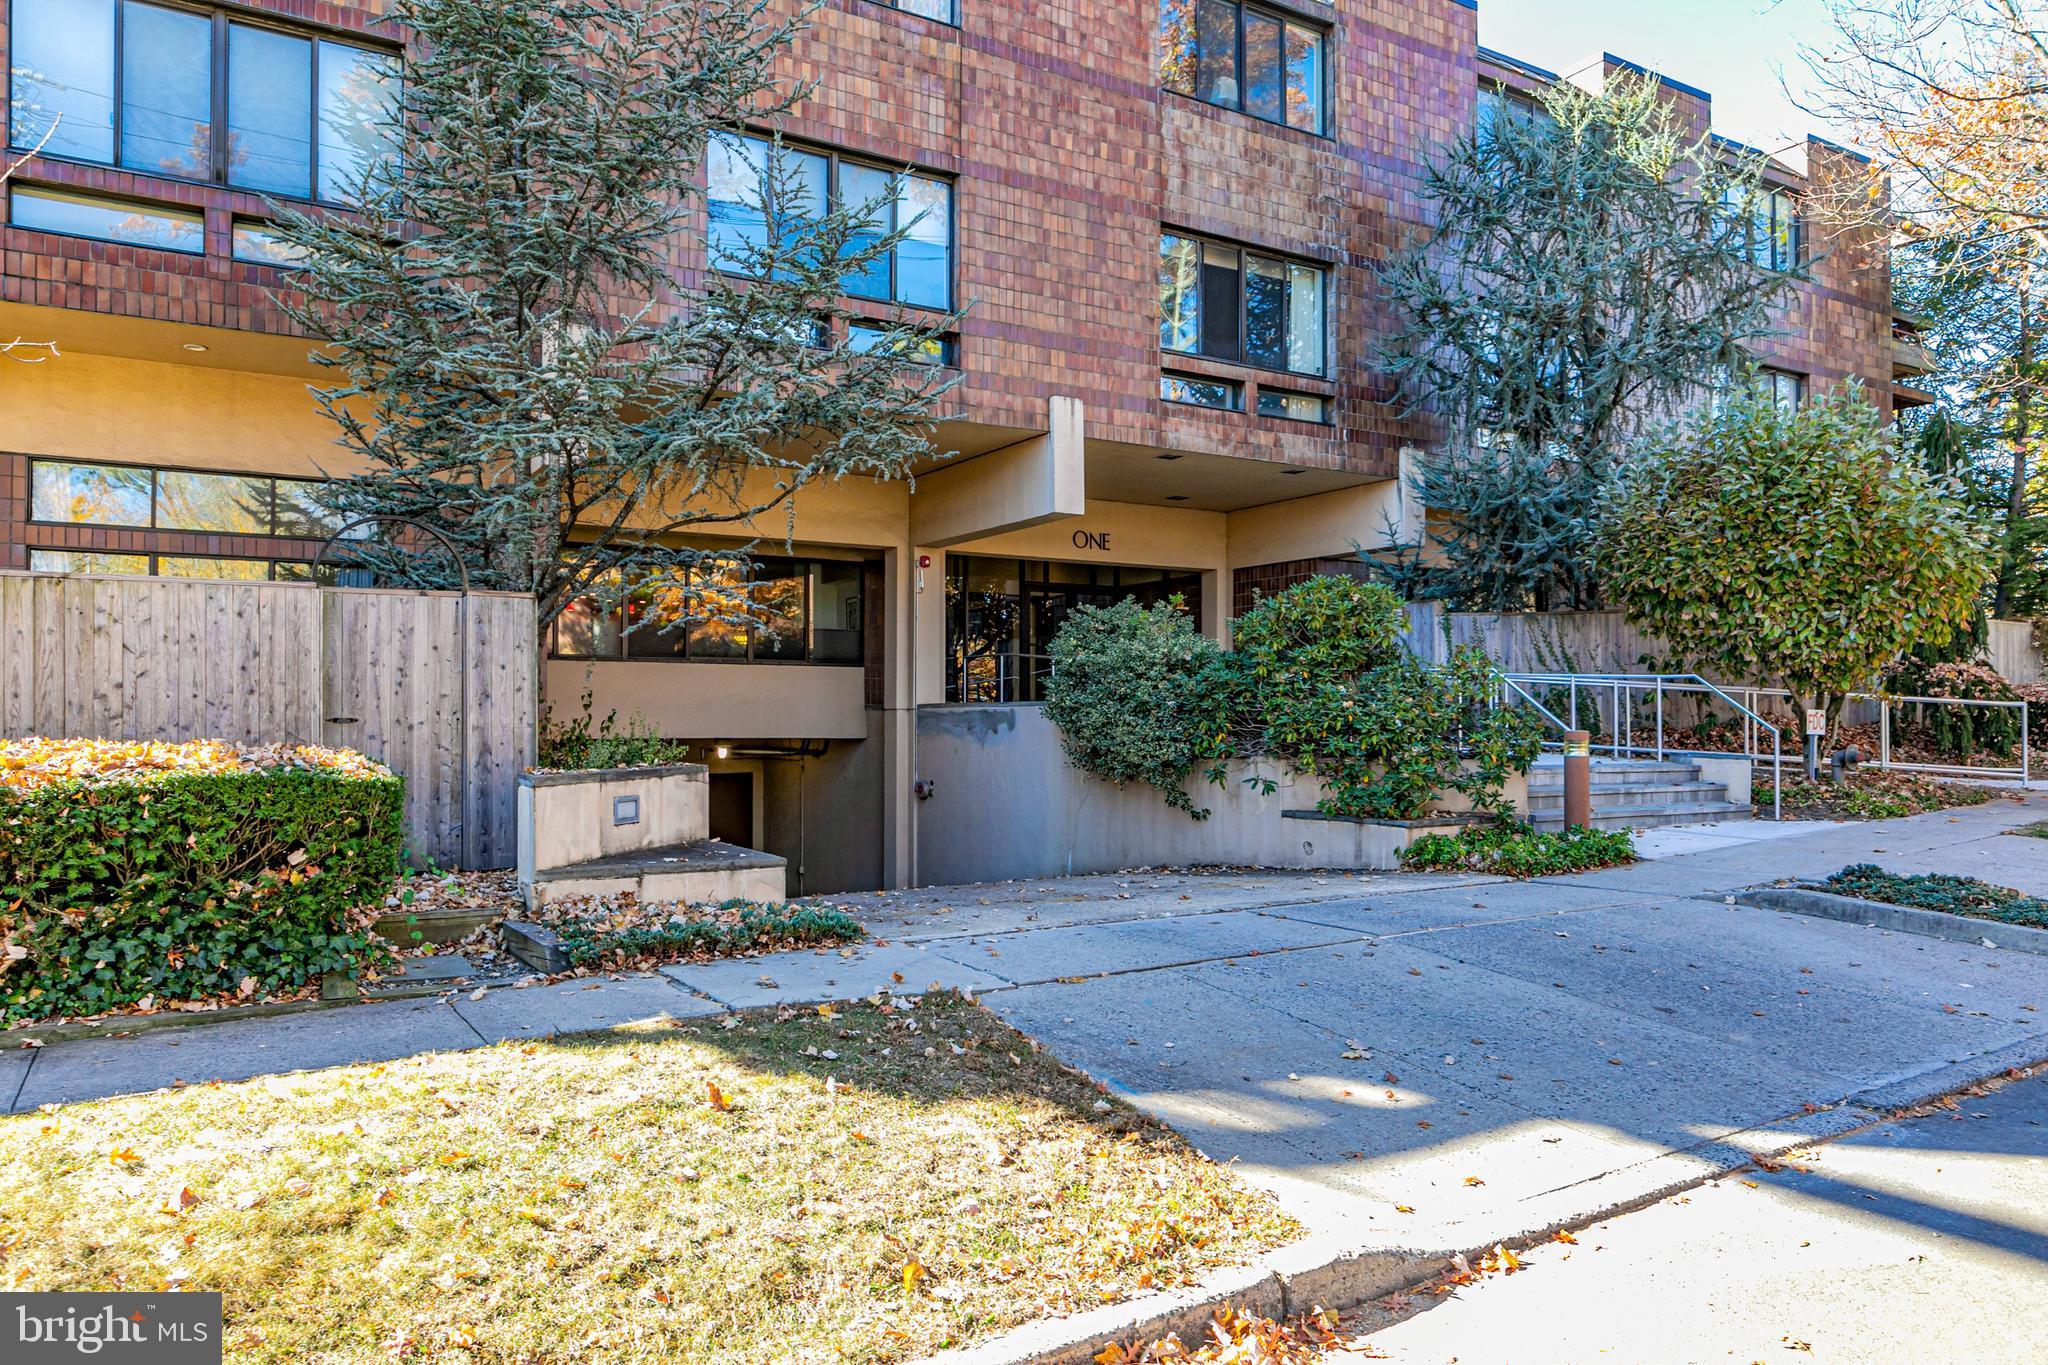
[0,995,1297,1364]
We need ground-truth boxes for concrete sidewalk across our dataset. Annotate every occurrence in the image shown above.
[11,798,2048,1277]
[1323,1070,2048,1363]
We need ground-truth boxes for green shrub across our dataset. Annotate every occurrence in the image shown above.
[1400,823,1637,877]
[1044,577,1546,823]
[1600,385,1991,728]
[539,694,689,770]
[1885,659,2021,761]
[1045,597,1225,817]
[1230,574,1407,680]
[0,740,404,1024]
[550,900,863,969]
[1815,865,2048,928]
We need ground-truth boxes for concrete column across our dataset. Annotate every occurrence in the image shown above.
[1201,568,1228,643]
[880,545,918,889]
[914,548,950,706]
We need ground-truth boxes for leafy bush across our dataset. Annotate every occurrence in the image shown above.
[2016,682,2048,742]
[1400,823,1637,877]
[546,899,863,970]
[1815,865,2048,929]
[539,693,690,770]
[1045,577,1546,823]
[0,739,404,1024]
[1045,598,1225,817]
[1600,385,1991,729]
[1885,659,2021,760]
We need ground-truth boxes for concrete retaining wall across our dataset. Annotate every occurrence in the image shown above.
[912,705,1493,885]
[517,764,710,879]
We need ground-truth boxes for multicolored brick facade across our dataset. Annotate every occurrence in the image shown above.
[0,1,1912,890]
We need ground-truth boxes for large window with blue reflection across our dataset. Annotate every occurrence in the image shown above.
[707,131,953,311]
[7,0,398,206]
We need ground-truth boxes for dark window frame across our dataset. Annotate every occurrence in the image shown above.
[25,455,337,539]
[847,319,959,367]
[549,555,874,668]
[1161,371,1243,411]
[707,129,957,313]
[1159,228,1330,379]
[1477,79,1549,137]
[1757,366,1806,412]
[945,555,1209,704]
[5,0,400,208]
[1255,387,1330,423]
[26,547,322,581]
[1161,0,1330,137]
[1723,181,1804,273]
[5,183,205,254]
[857,0,959,26]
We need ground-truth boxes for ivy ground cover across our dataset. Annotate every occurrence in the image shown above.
[1815,865,2048,930]
[0,739,404,1025]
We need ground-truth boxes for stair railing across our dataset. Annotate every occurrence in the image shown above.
[1496,673,1785,821]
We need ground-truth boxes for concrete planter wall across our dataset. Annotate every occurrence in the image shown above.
[516,763,787,907]
[518,764,710,881]
[913,705,1503,886]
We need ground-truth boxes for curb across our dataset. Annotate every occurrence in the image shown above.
[1737,886,2048,957]
[907,1045,2048,1365]
[4,974,506,1049]
[910,1242,1430,1365]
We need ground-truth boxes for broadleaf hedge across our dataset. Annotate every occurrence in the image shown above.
[0,740,404,1024]
[1045,578,1546,821]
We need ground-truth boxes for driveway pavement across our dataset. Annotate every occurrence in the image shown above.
[1322,1069,2048,1364]
[10,799,2048,1272]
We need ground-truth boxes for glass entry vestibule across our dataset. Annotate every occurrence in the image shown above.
[945,555,1205,704]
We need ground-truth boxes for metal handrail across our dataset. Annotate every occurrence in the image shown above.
[1495,673,1573,736]
[1498,672,1785,820]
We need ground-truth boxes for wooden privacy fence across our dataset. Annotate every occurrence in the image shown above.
[0,572,536,869]
[1402,603,1664,673]
[1407,603,2048,686]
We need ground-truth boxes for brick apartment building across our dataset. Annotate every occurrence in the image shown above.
[0,0,1929,891]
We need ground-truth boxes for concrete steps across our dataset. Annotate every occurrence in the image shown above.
[1525,757,1749,832]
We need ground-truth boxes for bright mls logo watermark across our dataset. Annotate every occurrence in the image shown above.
[4,1294,221,1363]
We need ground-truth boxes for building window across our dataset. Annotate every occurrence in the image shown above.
[868,0,955,22]
[1724,184,1802,272]
[1160,231,1326,377]
[1758,367,1805,413]
[1256,388,1328,422]
[550,557,871,666]
[28,549,323,581]
[848,321,956,365]
[707,132,952,310]
[1478,81,1549,140]
[1160,0,1324,134]
[7,185,203,253]
[27,459,342,537]
[7,0,399,206]
[1161,373,1242,411]
[946,557,1207,704]
[231,219,308,266]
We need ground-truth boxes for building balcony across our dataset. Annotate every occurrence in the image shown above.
[1893,312,1938,381]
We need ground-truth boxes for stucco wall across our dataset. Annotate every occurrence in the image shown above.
[912,704,1467,886]
[760,714,888,896]
[546,660,869,741]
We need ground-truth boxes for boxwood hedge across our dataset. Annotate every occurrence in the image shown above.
[0,740,405,1024]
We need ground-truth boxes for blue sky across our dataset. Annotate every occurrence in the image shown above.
[1478,0,1846,151]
